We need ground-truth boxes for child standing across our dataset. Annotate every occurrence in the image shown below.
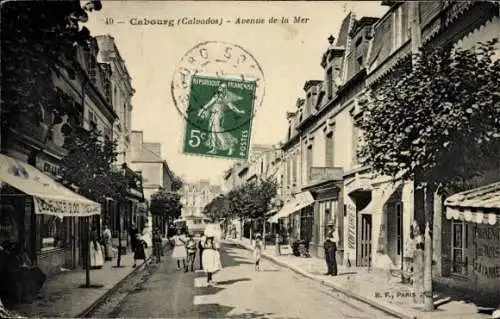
[185,234,197,272]
[152,228,162,263]
[253,233,263,271]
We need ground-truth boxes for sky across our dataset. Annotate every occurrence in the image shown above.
[84,1,389,186]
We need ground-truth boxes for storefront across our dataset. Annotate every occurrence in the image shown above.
[303,181,343,259]
[0,154,101,277]
[343,171,414,269]
[441,181,500,306]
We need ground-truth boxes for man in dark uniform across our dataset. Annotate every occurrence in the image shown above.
[323,229,338,276]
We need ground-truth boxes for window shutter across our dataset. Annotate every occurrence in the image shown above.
[441,209,452,277]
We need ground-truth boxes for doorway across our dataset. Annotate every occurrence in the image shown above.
[387,202,403,266]
[358,214,372,267]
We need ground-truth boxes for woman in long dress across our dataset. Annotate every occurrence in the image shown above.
[133,233,146,267]
[102,225,113,261]
[202,236,222,285]
[89,228,104,269]
[170,228,187,270]
[253,233,263,271]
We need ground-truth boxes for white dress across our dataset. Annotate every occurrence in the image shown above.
[171,235,187,259]
[202,240,222,273]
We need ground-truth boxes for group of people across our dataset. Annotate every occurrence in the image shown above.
[169,228,222,285]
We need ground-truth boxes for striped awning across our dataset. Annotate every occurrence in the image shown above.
[444,181,500,225]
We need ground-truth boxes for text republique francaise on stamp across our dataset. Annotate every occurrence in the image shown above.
[171,41,265,160]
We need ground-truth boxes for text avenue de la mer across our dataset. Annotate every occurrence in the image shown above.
[105,16,310,26]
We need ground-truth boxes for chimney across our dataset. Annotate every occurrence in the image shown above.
[130,131,143,160]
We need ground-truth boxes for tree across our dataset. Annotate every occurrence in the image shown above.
[171,174,184,192]
[150,189,182,220]
[1,0,102,151]
[225,178,278,238]
[59,128,129,203]
[357,39,500,310]
[202,195,230,220]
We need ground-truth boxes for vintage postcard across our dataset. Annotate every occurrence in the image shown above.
[1,1,500,318]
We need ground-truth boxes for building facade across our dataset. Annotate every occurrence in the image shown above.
[1,36,117,276]
[181,181,222,217]
[276,1,500,273]
[128,130,174,232]
[95,35,144,247]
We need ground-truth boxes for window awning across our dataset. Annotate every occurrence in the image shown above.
[268,191,315,223]
[444,181,500,225]
[0,154,101,217]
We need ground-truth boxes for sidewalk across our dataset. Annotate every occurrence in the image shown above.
[226,238,491,319]
[12,239,169,318]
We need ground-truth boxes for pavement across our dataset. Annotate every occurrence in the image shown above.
[226,237,492,319]
[111,242,395,318]
[11,239,169,318]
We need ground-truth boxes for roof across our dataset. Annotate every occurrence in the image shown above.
[134,143,162,162]
[445,181,500,210]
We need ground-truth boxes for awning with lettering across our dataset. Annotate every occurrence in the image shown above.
[444,181,500,225]
[0,154,101,217]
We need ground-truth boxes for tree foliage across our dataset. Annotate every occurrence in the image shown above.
[150,188,182,219]
[59,128,128,203]
[171,174,184,192]
[357,39,500,191]
[1,0,101,149]
[225,178,278,219]
[202,195,230,220]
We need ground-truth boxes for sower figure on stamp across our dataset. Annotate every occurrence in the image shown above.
[324,225,338,276]
[197,83,245,155]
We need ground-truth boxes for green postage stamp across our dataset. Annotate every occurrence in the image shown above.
[182,75,256,160]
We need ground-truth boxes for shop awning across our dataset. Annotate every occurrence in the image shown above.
[268,191,315,223]
[0,154,101,217]
[358,181,402,215]
[444,181,500,225]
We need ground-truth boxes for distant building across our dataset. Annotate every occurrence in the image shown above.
[181,180,222,217]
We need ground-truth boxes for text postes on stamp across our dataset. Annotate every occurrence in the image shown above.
[182,75,254,160]
[171,41,265,132]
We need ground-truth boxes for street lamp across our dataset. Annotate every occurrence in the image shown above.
[115,163,127,268]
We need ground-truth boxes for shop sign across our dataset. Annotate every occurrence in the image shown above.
[37,158,61,179]
[280,244,293,255]
[473,225,500,279]
[34,197,101,217]
[309,167,343,182]
[347,204,356,249]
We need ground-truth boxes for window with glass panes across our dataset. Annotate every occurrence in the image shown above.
[451,220,468,275]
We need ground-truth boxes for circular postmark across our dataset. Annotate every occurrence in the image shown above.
[171,41,265,134]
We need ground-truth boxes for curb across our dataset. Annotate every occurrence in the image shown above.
[76,242,169,318]
[226,240,420,319]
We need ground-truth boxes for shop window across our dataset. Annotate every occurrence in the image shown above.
[451,220,469,275]
[40,215,67,250]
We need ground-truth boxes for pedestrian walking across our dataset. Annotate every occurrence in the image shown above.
[133,233,147,267]
[198,232,206,270]
[323,230,338,276]
[185,233,197,272]
[253,233,263,271]
[170,228,187,270]
[152,228,163,263]
[201,236,222,285]
[102,225,113,262]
